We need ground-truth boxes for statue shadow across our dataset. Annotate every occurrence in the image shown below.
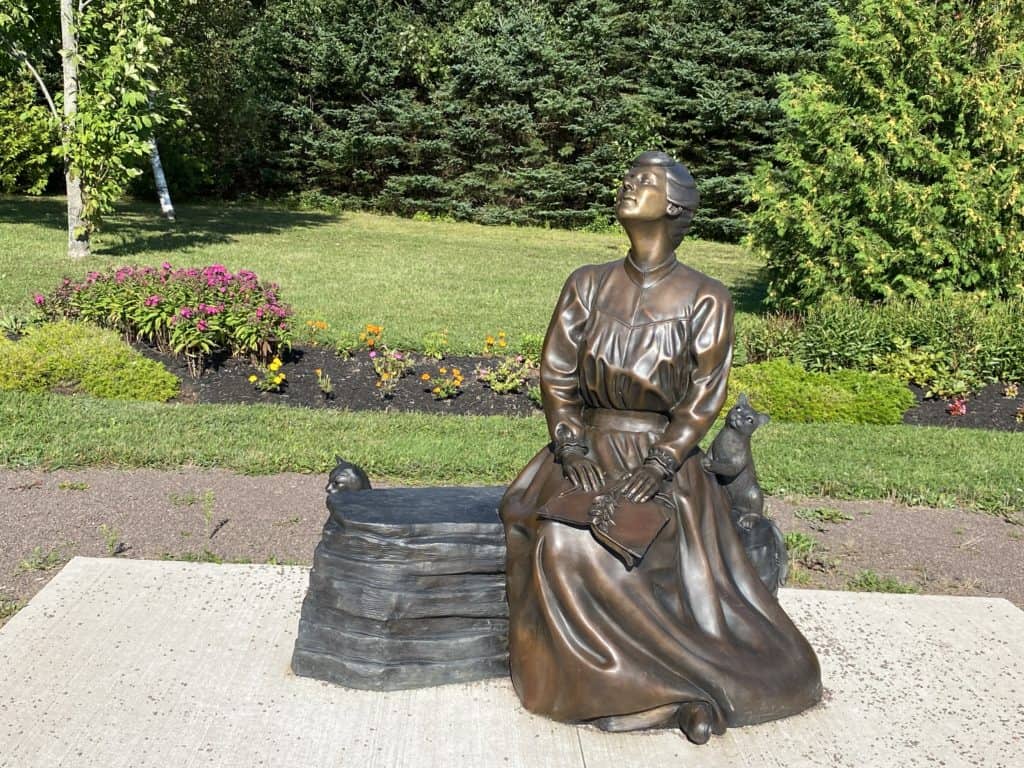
[0,196,337,257]
[730,274,768,314]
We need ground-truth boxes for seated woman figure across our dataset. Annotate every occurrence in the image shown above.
[499,151,822,744]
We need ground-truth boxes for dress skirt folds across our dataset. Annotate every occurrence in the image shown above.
[499,256,822,732]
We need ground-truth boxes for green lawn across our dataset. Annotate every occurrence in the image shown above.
[2,391,1020,518]
[2,195,1021,517]
[0,196,763,352]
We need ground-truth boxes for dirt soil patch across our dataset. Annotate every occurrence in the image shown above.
[2,468,1021,628]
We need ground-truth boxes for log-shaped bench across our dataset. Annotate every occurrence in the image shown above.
[291,487,509,691]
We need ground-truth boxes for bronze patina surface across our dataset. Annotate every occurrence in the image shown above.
[499,151,822,744]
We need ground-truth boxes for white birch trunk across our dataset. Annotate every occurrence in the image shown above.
[149,138,175,220]
[60,0,89,259]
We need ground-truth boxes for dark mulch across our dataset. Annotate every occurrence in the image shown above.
[139,344,541,418]
[139,343,1024,431]
[902,382,1024,433]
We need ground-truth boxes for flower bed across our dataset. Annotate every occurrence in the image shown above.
[36,263,293,376]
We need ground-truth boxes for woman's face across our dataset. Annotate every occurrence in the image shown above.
[616,165,668,221]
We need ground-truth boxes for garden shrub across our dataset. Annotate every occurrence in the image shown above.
[0,321,180,401]
[796,300,893,373]
[737,296,1024,396]
[37,263,292,375]
[749,0,1024,309]
[729,359,913,425]
[734,313,800,367]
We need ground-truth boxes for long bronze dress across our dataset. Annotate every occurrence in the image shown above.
[500,255,822,733]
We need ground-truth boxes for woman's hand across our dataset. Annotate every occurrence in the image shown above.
[561,452,605,492]
[617,465,664,503]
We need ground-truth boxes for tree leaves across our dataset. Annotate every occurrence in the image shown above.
[749,0,1024,309]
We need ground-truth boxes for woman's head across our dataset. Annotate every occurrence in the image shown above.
[615,151,699,249]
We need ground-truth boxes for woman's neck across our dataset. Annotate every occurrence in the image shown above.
[624,221,675,270]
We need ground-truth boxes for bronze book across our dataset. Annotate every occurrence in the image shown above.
[538,487,672,569]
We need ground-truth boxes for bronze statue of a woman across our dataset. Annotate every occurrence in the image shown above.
[499,151,822,744]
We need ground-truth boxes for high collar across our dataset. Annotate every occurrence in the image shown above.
[624,251,678,288]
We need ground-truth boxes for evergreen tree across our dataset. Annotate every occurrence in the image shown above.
[749,0,1024,308]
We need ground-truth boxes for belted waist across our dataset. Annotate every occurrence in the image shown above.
[582,408,669,433]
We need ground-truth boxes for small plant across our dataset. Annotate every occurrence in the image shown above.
[1016,404,1024,424]
[946,396,968,417]
[98,524,126,556]
[372,348,412,398]
[477,355,530,394]
[334,329,359,359]
[18,546,64,572]
[1003,382,1019,398]
[422,329,450,360]
[169,489,216,529]
[0,595,23,623]
[794,507,852,525]
[358,323,384,351]
[421,366,464,400]
[315,368,334,398]
[304,319,330,345]
[58,481,89,491]
[518,333,544,366]
[249,356,287,392]
[0,310,37,337]
[846,570,918,594]
[528,384,543,409]
[482,329,508,356]
[783,532,817,562]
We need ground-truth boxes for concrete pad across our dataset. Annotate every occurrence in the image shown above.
[0,558,1021,768]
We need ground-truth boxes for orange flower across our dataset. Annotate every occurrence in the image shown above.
[420,373,431,381]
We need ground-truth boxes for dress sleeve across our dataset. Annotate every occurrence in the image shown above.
[540,266,595,455]
[646,282,734,471]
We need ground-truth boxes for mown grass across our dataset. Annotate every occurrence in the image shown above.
[0,196,764,352]
[3,391,1021,518]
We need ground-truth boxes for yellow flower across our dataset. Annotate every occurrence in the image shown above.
[248,375,258,383]
[498,340,507,348]
[279,372,286,380]
[269,358,282,372]
[452,368,461,376]
[498,330,506,337]
[315,368,322,376]
[439,367,447,374]
[420,373,431,381]
[432,387,441,394]
[380,372,391,380]
[485,336,495,345]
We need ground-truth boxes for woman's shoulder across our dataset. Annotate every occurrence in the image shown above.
[669,263,732,307]
[562,260,620,291]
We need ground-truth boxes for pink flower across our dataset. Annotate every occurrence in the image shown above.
[393,352,403,360]
[197,319,208,332]
[161,262,173,271]
[179,306,194,319]
[144,295,162,307]
[33,293,45,306]
[368,351,378,359]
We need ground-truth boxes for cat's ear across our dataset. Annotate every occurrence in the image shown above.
[737,392,750,408]
[757,412,770,428]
